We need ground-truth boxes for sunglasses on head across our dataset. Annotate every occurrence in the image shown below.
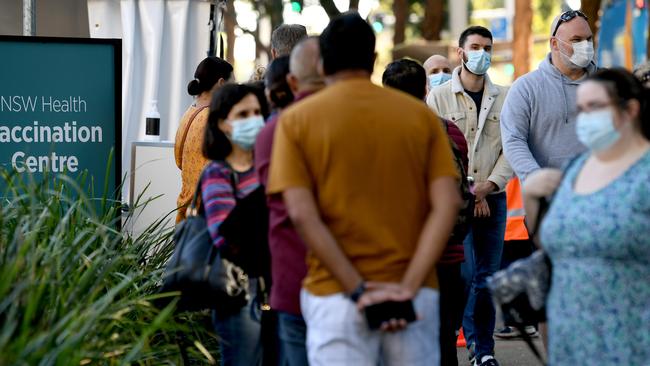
[552,10,589,37]
[640,72,650,84]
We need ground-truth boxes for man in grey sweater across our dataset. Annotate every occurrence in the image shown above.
[500,11,598,181]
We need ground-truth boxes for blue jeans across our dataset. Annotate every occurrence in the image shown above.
[461,192,506,360]
[277,311,308,366]
[212,281,263,366]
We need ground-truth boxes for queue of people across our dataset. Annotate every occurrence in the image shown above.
[173,9,650,366]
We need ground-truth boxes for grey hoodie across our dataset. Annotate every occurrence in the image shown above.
[500,53,597,180]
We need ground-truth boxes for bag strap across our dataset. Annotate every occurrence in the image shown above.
[514,324,546,365]
[177,105,209,170]
[518,155,583,366]
[516,196,550,365]
[229,169,239,198]
[218,160,239,198]
[529,154,582,239]
[188,162,238,217]
[187,168,209,217]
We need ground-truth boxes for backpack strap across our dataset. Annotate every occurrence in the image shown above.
[177,105,209,170]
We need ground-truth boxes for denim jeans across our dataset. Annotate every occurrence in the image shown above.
[461,192,506,360]
[212,280,263,366]
[277,311,308,366]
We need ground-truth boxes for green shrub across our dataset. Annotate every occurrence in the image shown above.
[0,170,219,365]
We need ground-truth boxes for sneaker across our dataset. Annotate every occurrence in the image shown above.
[474,355,500,366]
[494,326,539,339]
[494,326,521,339]
[524,325,539,338]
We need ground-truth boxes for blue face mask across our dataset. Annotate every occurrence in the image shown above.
[575,109,621,151]
[428,73,452,88]
[463,49,491,75]
[229,115,265,150]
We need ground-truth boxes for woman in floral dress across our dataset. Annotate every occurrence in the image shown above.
[524,68,650,365]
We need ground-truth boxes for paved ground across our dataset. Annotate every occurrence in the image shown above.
[456,338,546,366]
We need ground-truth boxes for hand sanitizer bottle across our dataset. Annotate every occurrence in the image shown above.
[144,100,160,142]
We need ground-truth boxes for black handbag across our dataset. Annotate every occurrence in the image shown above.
[160,172,250,313]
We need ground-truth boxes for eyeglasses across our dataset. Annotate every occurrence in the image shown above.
[577,102,614,114]
[552,10,589,37]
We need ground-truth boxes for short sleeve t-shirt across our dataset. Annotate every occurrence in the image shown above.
[267,79,459,296]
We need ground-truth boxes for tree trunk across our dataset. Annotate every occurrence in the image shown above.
[513,0,532,79]
[349,0,360,10]
[393,0,408,45]
[320,0,341,19]
[267,0,284,33]
[422,0,444,41]
[580,0,601,39]
[224,0,236,65]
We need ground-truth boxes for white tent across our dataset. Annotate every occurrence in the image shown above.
[87,0,212,200]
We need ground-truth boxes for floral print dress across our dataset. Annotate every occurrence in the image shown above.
[540,151,650,365]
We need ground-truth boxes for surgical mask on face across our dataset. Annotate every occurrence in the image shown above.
[228,115,265,150]
[558,39,594,68]
[463,49,491,75]
[575,108,621,151]
[428,73,452,88]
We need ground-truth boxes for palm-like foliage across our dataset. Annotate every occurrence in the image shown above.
[0,169,218,365]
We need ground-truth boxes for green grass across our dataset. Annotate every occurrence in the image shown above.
[0,169,219,365]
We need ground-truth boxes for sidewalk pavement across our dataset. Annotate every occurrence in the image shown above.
[457,338,546,366]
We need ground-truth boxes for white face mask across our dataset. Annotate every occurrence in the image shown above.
[557,39,594,68]
[575,109,621,151]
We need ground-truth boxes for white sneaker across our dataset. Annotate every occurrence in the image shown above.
[524,325,539,338]
[474,355,500,366]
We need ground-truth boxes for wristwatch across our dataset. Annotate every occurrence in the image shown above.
[348,281,366,303]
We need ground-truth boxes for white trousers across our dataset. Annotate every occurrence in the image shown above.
[301,288,440,366]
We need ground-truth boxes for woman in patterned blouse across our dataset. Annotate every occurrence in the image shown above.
[174,57,233,223]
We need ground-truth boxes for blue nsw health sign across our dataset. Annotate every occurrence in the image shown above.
[0,36,121,199]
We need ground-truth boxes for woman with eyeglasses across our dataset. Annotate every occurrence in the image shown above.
[524,68,650,365]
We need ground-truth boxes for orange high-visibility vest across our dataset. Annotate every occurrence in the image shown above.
[504,177,529,241]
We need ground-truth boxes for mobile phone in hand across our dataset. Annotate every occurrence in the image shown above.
[364,300,417,330]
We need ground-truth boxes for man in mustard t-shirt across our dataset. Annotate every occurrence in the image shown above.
[267,12,461,366]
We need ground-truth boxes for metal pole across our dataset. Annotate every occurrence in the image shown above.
[23,0,36,36]
[208,3,216,56]
[216,0,226,59]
